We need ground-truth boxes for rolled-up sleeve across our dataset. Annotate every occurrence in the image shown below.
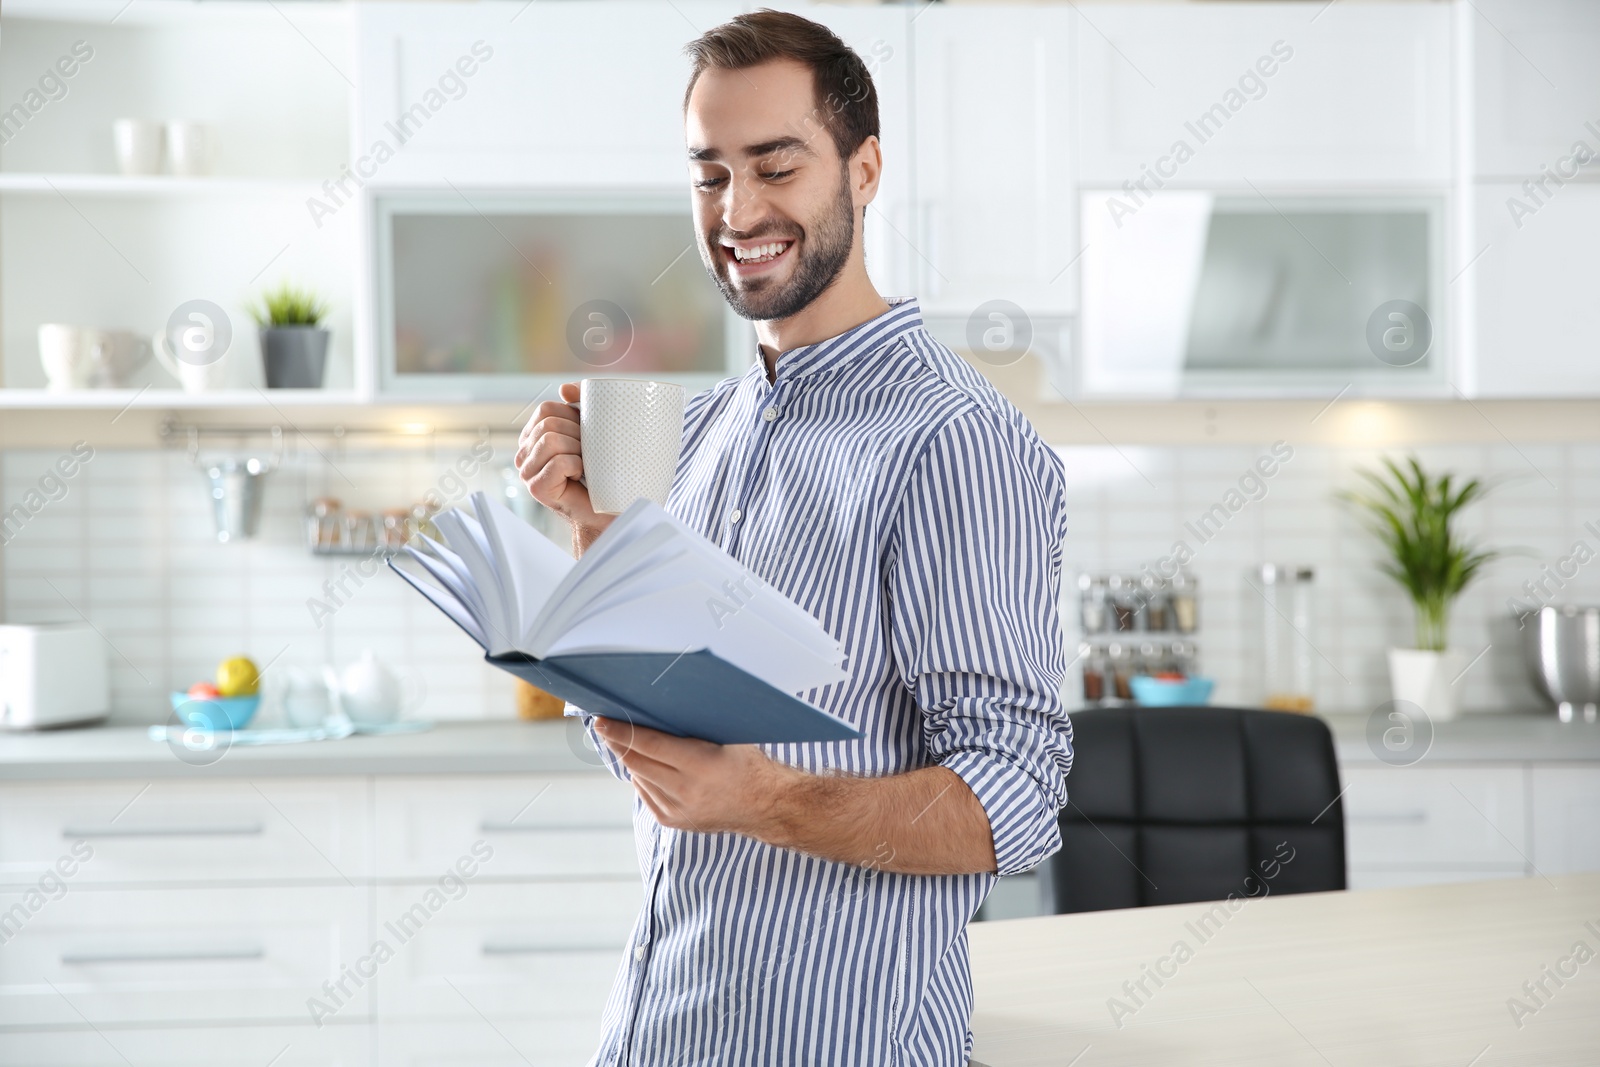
[885,407,1074,876]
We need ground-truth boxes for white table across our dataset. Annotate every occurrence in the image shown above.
[970,874,1600,1066]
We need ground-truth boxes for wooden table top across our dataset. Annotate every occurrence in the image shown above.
[969,874,1600,1066]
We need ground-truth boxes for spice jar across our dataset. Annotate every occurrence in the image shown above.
[1080,643,1107,704]
[1170,570,1200,634]
[1108,575,1138,632]
[1252,564,1316,713]
[1079,573,1111,634]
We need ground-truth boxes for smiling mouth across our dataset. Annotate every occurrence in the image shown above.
[720,238,795,272]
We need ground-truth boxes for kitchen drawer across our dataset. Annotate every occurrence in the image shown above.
[1342,766,1529,870]
[374,775,637,880]
[376,1020,601,1067]
[0,1023,368,1066]
[373,880,638,1022]
[0,885,368,1027]
[0,779,371,886]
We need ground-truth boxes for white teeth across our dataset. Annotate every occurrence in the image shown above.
[733,241,788,263]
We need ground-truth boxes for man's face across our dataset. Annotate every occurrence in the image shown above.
[685,58,863,322]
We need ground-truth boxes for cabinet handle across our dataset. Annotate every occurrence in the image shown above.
[62,945,264,965]
[1348,812,1428,824]
[481,939,624,956]
[477,820,625,834]
[62,823,265,838]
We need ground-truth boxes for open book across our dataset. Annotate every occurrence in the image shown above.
[387,492,859,745]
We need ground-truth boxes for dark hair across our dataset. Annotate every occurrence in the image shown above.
[683,9,880,164]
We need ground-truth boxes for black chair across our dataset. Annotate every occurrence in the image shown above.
[1049,706,1346,913]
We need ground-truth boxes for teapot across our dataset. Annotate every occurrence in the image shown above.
[323,650,421,726]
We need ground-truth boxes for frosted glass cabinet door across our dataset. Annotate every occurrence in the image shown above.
[1471,0,1600,180]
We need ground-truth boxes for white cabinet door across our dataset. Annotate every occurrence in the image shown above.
[372,880,639,1022]
[1470,183,1600,397]
[373,775,638,880]
[1341,765,1529,877]
[1471,0,1600,180]
[376,1021,600,1067]
[1074,2,1452,185]
[913,6,1074,314]
[354,1,741,186]
[0,778,371,886]
[0,885,368,1027]
[1531,765,1600,875]
[0,1023,369,1067]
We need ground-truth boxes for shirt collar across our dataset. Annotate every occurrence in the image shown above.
[754,297,924,383]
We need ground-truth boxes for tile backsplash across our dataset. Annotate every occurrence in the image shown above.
[2,436,1594,725]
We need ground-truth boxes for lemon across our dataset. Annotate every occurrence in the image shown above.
[216,656,260,697]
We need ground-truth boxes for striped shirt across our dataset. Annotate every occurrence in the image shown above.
[583,297,1074,1067]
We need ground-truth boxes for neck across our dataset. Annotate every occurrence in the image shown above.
[754,258,890,382]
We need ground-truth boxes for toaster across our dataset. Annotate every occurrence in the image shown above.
[0,624,110,729]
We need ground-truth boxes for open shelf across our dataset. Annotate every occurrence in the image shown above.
[0,1,352,29]
[0,388,368,410]
[0,174,328,197]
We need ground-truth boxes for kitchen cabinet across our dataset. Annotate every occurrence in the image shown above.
[352,1,742,188]
[0,769,639,1065]
[1469,183,1600,397]
[1073,2,1452,186]
[911,5,1075,314]
[1470,0,1600,180]
[1531,765,1600,875]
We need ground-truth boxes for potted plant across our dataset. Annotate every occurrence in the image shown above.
[251,282,330,389]
[1340,456,1507,721]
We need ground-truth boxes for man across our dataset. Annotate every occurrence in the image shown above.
[515,10,1072,1065]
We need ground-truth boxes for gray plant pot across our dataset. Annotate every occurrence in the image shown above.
[261,326,329,389]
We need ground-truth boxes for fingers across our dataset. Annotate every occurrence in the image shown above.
[599,719,716,761]
[559,380,580,403]
[514,401,581,469]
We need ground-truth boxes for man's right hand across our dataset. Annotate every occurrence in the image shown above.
[514,381,613,554]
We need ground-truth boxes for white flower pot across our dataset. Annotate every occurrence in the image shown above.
[1387,648,1466,722]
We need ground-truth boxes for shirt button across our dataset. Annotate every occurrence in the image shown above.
[762,406,779,422]
[728,507,742,524]
[634,943,647,961]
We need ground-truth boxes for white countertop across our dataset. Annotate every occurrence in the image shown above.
[0,712,1596,781]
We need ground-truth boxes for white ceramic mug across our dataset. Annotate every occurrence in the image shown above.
[38,325,152,390]
[579,378,685,514]
[166,121,213,176]
[112,119,164,176]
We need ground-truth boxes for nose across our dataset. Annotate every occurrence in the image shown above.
[721,169,770,236]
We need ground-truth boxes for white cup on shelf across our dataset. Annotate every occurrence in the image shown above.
[166,121,213,176]
[112,119,164,176]
[579,378,686,514]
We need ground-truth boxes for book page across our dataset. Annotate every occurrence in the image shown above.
[470,491,575,645]
[388,556,488,650]
[434,508,513,656]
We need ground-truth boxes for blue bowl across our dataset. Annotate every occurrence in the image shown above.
[169,691,260,730]
[1128,675,1215,707]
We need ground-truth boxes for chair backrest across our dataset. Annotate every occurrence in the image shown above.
[1050,706,1346,913]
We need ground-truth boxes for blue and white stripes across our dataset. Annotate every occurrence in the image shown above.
[585,297,1073,1067]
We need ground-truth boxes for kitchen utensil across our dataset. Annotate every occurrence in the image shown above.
[1250,564,1316,713]
[38,325,152,389]
[1522,604,1600,723]
[280,666,332,728]
[112,118,164,176]
[191,426,282,543]
[578,378,685,513]
[169,690,260,731]
[165,121,213,176]
[1129,674,1216,707]
[154,329,227,392]
[0,624,110,730]
[325,650,419,726]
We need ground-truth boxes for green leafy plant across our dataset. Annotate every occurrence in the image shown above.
[1339,456,1507,652]
[249,282,328,328]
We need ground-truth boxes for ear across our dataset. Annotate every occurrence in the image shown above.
[848,135,883,210]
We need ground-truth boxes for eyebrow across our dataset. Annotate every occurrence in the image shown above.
[687,136,817,163]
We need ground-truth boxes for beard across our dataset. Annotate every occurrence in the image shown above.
[700,170,857,323]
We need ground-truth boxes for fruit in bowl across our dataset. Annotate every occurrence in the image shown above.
[216,656,260,697]
[1128,673,1215,707]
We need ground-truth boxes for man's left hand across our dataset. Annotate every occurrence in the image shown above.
[594,718,792,836]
